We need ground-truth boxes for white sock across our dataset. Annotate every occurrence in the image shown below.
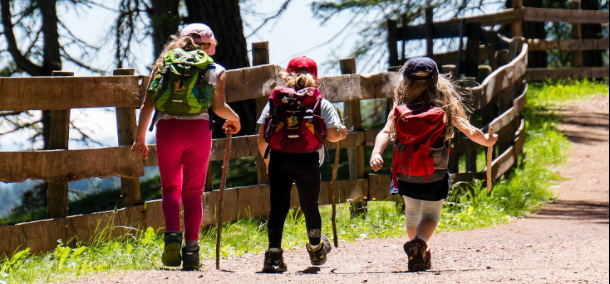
[309,244,320,250]
[269,248,281,253]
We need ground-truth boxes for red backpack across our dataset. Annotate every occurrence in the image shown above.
[263,87,327,157]
[392,103,449,188]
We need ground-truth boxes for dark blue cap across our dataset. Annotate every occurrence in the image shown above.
[402,57,439,80]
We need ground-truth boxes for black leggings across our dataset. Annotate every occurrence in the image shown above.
[267,151,322,249]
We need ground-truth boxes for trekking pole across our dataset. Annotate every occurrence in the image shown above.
[331,107,344,248]
[487,127,494,192]
[216,130,233,270]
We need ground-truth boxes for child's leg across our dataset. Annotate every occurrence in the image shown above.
[415,200,444,243]
[156,120,187,233]
[267,153,296,249]
[404,196,422,240]
[181,120,213,247]
[293,153,322,246]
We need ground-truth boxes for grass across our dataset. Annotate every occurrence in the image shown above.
[1,79,608,284]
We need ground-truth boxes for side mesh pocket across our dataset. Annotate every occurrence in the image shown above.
[430,142,449,170]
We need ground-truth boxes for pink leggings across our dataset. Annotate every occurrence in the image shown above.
[156,119,212,241]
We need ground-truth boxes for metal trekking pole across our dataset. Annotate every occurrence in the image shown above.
[487,127,494,192]
[331,107,344,248]
[216,131,233,270]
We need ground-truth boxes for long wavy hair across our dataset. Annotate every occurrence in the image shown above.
[151,35,218,74]
[280,71,318,90]
[393,69,472,140]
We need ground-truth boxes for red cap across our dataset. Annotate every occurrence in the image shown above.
[286,56,318,79]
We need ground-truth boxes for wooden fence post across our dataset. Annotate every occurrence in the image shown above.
[341,58,367,217]
[253,41,270,186]
[114,68,142,207]
[512,0,524,37]
[425,7,435,58]
[461,77,478,173]
[486,30,499,71]
[569,0,583,68]
[47,71,73,219]
[401,14,408,62]
[442,65,460,174]
[465,22,482,78]
[496,50,512,153]
[388,19,399,68]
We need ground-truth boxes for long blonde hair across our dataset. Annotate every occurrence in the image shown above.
[394,70,471,139]
[280,72,318,90]
[152,35,218,74]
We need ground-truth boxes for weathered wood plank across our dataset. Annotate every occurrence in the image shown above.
[468,43,529,110]
[406,9,524,29]
[483,84,528,133]
[0,76,141,111]
[0,147,144,183]
[319,74,369,102]
[363,72,399,99]
[523,7,609,24]
[525,67,609,81]
[326,131,365,150]
[527,39,609,51]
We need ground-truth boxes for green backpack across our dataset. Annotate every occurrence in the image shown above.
[148,48,216,116]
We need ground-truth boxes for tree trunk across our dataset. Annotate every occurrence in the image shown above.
[184,0,257,137]
[148,0,181,60]
[523,0,548,68]
[581,0,603,67]
[39,0,63,150]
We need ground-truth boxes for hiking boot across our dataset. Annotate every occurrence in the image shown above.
[182,246,202,271]
[162,231,182,267]
[307,235,332,266]
[404,237,432,272]
[262,249,288,273]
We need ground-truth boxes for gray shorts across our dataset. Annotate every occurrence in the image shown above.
[404,196,444,227]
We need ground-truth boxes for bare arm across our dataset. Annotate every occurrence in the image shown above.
[132,73,156,159]
[211,71,241,134]
[454,117,498,147]
[370,113,395,172]
[327,127,347,143]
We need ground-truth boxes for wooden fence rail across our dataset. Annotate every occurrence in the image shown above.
[0,39,532,256]
[388,1,609,81]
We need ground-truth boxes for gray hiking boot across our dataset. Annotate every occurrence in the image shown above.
[162,231,182,267]
[182,245,202,271]
[307,235,332,266]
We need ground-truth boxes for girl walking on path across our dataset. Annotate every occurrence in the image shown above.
[131,23,241,270]
[257,56,347,273]
[370,57,498,272]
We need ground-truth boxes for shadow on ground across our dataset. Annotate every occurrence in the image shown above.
[529,200,610,222]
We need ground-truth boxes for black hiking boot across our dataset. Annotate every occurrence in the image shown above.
[262,249,288,273]
[162,231,182,267]
[307,235,332,266]
[182,245,202,271]
[404,237,432,272]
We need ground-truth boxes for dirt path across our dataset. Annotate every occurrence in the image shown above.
[63,97,609,284]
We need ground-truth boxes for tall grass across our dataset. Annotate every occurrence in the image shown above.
[1,80,607,284]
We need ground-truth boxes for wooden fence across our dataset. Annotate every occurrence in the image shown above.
[387,0,609,81]
[0,38,532,256]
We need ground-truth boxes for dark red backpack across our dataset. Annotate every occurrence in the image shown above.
[392,103,449,188]
[263,87,327,156]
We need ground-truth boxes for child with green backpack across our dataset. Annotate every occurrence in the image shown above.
[132,23,240,270]
[257,56,347,273]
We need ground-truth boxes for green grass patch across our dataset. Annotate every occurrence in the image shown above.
[2,79,607,284]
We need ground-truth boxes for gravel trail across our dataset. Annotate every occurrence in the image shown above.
[62,97,609,284]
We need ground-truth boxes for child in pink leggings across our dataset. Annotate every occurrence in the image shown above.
[132,23,240,270]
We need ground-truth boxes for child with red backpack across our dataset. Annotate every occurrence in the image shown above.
[370,57,498,272]
[131,23,241,270]
[257,56,347,273]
